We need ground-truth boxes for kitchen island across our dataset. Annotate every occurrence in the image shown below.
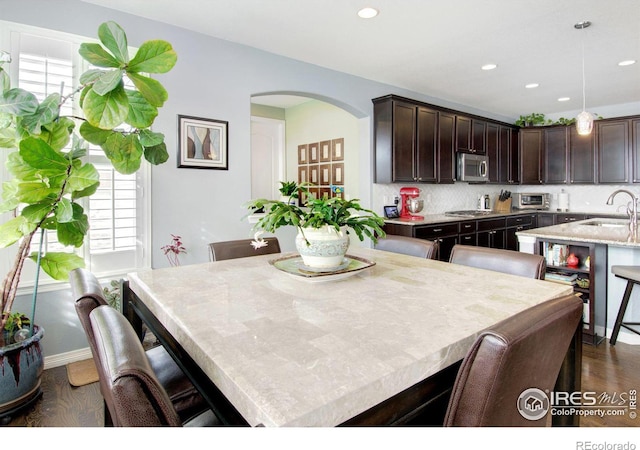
[517,217,640,345]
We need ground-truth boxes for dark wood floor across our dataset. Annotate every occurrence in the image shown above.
[2,339,639,427]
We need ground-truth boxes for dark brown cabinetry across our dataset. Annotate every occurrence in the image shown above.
[414,223,459,261]
[476,217,506,249]
[374,95,515,184]
[496,126,519,184]
[486,123,499,182]
[520,128,544,184]
[373,96,455,184]
[537,213,555,227]
[456,116,486,154]
[458,220,477,247]
[569,127,596,183]
[544,127,568,184]
[519,116,640,185]
[437,112,456,183]
[505,214,536,251]
[556,213,586,223]
[631,118,640,183]
[597,119,630,183]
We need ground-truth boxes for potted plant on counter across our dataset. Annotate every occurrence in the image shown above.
[246,183,385,269]
[278,181,298,205]
[0,21,176,418]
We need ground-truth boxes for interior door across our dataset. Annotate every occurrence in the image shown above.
[251,117,286,200]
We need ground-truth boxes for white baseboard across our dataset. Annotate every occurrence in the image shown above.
[607,327,640,345]
[44,347,92,370]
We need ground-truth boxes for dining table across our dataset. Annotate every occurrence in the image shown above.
[122,246,579,427]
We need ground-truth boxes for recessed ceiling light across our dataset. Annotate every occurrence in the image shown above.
[525,83,539,89]
[357,7,379,19]
[481,64,497,71]
[618,60,637,66]
[558,97,571,102]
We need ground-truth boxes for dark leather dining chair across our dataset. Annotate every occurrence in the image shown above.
[89,305,220,427]
[69,268,207,424]
[208,237,281,261]
[444,293,582,426]
[374,235,438,259]
[449,244,546,279]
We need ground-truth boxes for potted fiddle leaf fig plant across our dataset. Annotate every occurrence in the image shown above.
[246,182,385,269]
[0,21,176,417]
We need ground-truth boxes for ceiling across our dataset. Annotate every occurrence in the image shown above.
[82,0,640,121]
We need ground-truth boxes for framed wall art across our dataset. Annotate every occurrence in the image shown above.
[177,115,228,169]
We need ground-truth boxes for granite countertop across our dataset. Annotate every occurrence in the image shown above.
[384,211,526,226]
[385,210,626,227]
[128,247,571,426]
[517,218,640,248]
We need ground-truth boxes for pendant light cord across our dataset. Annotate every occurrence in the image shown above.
[581,27,586,112]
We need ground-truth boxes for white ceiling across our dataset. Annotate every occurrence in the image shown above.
[82,0,640,120]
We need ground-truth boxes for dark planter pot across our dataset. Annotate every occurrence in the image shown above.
[0,326,44,420]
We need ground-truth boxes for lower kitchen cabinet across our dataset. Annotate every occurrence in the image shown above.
[476,217,506,249]
[505,214,535,251]
[383,222,459,262]
[414,223,459,261]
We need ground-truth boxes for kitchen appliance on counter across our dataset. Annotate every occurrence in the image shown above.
[558,190,570,212]
[457,153,488,182]
[399,186,425,220]
[512,193,550,210]
[477,194,491,211]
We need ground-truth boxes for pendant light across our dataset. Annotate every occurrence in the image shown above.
[575,21,593,135]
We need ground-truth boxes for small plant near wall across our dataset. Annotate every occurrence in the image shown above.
[554,117,576,126]
[161,234,186,266]
[103,280,122,310]
[514,113,552,127]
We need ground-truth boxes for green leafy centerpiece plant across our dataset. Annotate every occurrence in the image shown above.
[0,21,176,416]
[246,183,385,269]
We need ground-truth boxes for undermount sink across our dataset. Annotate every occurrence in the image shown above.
[582,219,629,228]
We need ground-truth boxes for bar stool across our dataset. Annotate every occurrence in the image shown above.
[610,265,640,345]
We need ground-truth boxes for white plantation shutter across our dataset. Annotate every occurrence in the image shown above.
[0,22,150,288]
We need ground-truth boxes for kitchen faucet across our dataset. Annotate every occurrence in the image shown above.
[606,189,639,227]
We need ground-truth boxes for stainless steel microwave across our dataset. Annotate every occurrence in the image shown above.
[512,193,551,210]
[456,153,488,182]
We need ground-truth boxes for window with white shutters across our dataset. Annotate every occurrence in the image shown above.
[0,22,151,289]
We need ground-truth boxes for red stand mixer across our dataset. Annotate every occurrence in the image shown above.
[399,187,424,220]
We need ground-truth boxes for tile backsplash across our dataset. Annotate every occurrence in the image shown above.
[373,183,639,217]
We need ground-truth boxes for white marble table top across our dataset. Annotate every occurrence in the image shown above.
[128,247,572,427]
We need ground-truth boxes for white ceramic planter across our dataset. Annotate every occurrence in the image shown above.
[295,226,349,269]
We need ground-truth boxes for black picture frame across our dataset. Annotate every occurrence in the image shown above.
[177,115,228,170]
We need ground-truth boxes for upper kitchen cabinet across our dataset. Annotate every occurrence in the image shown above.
[597,118,629,183]
[373,95,454,184]
[631,118,640,183]
[489,123,519,184]
[486,122,499,182]
[373,95,514,184]
[456,116,486,154]
[373,97,436,183]
[544,127,568,184]
[569,126,595,184]
[519,128,544,184]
